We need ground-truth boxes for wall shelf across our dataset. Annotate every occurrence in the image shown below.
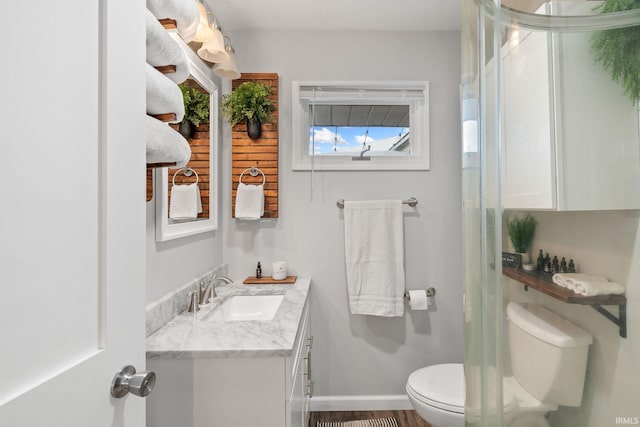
[503,266,627,338]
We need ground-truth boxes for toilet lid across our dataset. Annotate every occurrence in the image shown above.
[407,364,518,415]
[407,364,465,414]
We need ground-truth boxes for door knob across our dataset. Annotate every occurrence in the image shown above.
[111,365,156,398]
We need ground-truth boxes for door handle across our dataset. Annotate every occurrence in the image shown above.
[111,365,156,398]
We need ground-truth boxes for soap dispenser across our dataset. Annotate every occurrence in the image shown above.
[256,262,262,279]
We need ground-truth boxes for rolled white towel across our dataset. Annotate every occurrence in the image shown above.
[146,63,185,123]
[146,0,199,43]
[573,279,625,297]
[146,9,190,84]
[553,273,625,296]
[553,273,608,291]
[145,115,191,167]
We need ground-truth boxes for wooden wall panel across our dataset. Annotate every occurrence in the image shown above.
[167,122,211,219]
[231,73,279,219]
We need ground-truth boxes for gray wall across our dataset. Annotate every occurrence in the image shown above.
[222,30,464,397]
[145,199,224,303]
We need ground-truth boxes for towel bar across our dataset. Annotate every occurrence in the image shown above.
[336,197,418,209]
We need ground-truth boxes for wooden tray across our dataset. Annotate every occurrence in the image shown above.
[243,275,297,285]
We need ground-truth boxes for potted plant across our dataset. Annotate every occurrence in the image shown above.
[507,214,537,268]
[221,81,274,139]
[179,84,210,139]
[591,0,640,105]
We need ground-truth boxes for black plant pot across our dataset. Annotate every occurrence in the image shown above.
[247,117,262,139]
[178,121,194,139]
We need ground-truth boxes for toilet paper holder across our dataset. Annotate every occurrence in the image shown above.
[404,287,436,300]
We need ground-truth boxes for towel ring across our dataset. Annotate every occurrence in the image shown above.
[239,167,266,186]
[172,167,199,186]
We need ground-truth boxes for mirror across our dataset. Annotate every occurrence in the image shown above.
[155,39,219,241]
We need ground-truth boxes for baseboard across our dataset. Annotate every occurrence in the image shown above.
[309,395,412,412]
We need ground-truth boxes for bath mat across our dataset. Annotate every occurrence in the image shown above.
[316,418,399,427]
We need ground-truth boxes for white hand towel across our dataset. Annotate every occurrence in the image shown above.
[235,183,264,219]
[146,63,185,123]
[553,273,625,296]
[169,182,199,219]
[195,183,202,213]
[146,0,200,43]
[146,9,189,84]
[343,200,405,317]
[145,115,191,167]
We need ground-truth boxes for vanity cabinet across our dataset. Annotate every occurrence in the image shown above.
[146,297,311,427]
[499,2,640,211]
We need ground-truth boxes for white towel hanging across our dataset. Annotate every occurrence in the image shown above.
[169,167,201,219]
[235,167,265,220]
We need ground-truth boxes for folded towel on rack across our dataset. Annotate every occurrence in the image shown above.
[235,183,264,219]
[169,182,199,219]
[343,200,405,317]
[146,9,189,84]
[146,63,185,123]
[145,115,191,167]
[553,273,625,296]
[146,0,199,43]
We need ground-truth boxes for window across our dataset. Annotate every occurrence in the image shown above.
[292,81,430,170]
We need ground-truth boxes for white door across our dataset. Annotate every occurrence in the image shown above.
[0,1,147,426]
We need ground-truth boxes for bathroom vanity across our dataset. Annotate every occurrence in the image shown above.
[146,278,312,427]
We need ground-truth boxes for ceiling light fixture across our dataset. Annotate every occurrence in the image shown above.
[213,38,240,80]
[197,19,229,63]
[192,1,214,43]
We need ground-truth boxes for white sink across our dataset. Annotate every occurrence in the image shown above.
[207,294,285,321]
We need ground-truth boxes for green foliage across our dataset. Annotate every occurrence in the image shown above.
[507,214,536,254]
[591,0,640,105]
[180,84,210,126]
[221,81,275,126]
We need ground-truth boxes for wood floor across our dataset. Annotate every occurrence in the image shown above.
[309,410,431,427]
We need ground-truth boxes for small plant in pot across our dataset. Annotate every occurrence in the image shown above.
[179,84,210,139]
[221,81,274,139]
[507,214,537,269]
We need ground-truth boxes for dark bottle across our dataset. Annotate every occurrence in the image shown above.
[536,250,545,271]
[544,253,551,270]
[568,259,576,273]
[256,262,262,279]
[560,257,568,273]
[552,256,559,273]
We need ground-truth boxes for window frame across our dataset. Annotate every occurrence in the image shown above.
[291,80,430,171]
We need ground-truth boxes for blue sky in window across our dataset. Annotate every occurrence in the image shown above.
[309,126,408,154]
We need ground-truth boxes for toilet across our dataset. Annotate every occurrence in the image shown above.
[407,303,593,427]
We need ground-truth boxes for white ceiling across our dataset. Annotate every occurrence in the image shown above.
[206,0,461,32]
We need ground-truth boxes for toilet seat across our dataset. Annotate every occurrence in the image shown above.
[407,364,465,414]
[407,364,519,416]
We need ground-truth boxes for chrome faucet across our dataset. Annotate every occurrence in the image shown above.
[199,275,233,305]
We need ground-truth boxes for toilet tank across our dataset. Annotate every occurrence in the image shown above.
[507,303,593,407]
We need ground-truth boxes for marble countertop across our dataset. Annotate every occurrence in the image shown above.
[146,277,311,359]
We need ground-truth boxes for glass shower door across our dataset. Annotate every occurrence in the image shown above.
[462,1,640,426]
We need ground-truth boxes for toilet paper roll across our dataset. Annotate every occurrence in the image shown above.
[408,290,429,311]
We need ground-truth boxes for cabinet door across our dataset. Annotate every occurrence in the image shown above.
[552,29,640,211]
[288,306,311,427]
[288,355,305,427]
[501,30,556,210]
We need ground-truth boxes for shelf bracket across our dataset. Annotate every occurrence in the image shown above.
[592,304,627,338]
